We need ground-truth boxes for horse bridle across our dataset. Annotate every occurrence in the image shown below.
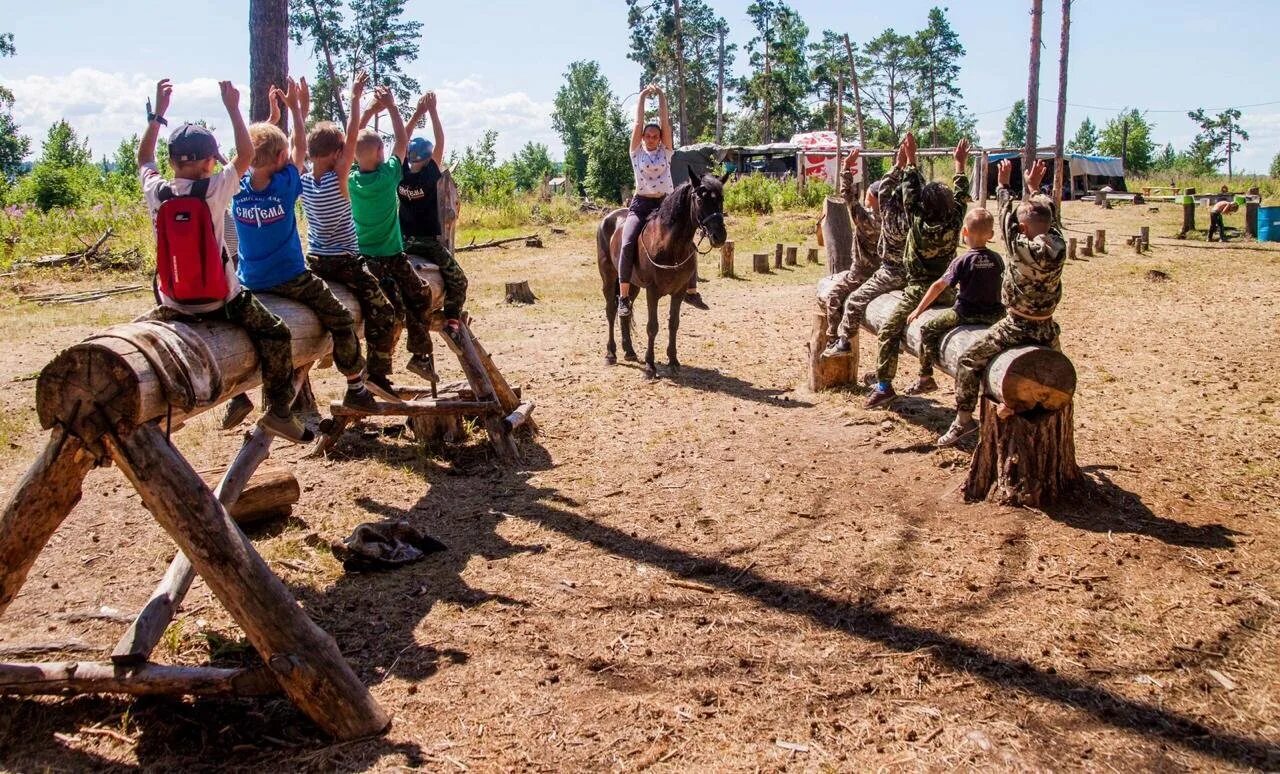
[690,189,724,256]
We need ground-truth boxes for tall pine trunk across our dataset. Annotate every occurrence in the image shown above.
[308,0,346,124]
[249,0,289,131]
[715,25,725,144]
[1053,0,1072,211]
[1023,0,1044,188]
[674,0,688,146]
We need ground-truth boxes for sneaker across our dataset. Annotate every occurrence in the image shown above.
[617,295,633,318]
[219,393,254,430]
[936,417,978,447]
[865,385,897,409]
[443,318,465,347]
[407,354,439,383]
[822,336,852,358]
[342,385,378,413]
[861,371,879,388]
[685,292,710,311]
[366,373,399,401]
[258,411,316,445]
[904,376,937,396]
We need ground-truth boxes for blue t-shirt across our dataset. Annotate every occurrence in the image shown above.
[233,164,307,290]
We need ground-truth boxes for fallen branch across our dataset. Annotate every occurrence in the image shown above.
[455,234,539,253]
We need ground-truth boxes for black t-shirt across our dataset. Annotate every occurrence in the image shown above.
[398,159,442,239]
[941,247,1005,318]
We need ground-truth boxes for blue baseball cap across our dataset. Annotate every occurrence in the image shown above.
[407,138,434,163]
[168,123,226,164]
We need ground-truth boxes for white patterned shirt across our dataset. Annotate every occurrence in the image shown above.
[631,145,674,197]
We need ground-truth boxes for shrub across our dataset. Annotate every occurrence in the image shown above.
[724,174,833,214]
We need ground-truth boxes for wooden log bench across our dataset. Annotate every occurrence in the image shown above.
[807,277,1081,506]
[0,256,536,739]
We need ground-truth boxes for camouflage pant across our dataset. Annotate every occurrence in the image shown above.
[260,270,364,377]
[837,263,907,340]
[405,236,469,319]
[918,308,1004,376]
[955,314,1061,412]
[307,253,397,379]
[821,268,872,339]
[146,291,295,415]
[875,283,956,382]
[364,253,434,357]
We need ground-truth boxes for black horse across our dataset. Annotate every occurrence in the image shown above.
[596,169,729,378]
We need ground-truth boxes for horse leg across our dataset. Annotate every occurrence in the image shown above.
[643,287,660,379]
[621,286,640,362]
[603,275,618,365]
[667,289,685,376]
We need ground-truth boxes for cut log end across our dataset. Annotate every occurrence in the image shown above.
[504,281,537,305]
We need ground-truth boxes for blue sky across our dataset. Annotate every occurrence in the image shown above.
[4,0,1280,171]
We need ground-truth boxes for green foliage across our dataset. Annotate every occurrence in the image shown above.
[451,130,515,205]
[583,93,631,203]
[860,29,920,146]
[1098,108,1156,174]
[808,30,852,130]
[1271,152,1280,180]
[510,142,554,191]
[0,33,14,58]
[290,0,351,123]
[40,120,92,169]
[741,0,810,143]
[552,61,613,186]
[108,135,142,197]
[911,7,965,146]
[1067,117,1098,155]
[346,0,421,106]
[1002,100,1027,148]
[0,197,152,269]
[1187,107,1249,176]
[724,174,831,214]
[0,91,29,185]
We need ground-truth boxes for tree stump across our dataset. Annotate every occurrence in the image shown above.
[785,246,798,266]
[1179,202,1196,238]
[1095,189,1107,208]
[1067,237,1077,260]
[504,281,536,305]
[964,399,1082,507]
[774,243,783,269]
[752,253,769,274]
[1139,226,1150,249]
[807,309,856,391]
[1082,234,1094,256]
[821,196,853,275]
[408,414,465,448]
[524,236,543,248]
[720,241,735,277]
[1094,229,1106,254]
[807,247,819,264]
[1246,201,1259,239]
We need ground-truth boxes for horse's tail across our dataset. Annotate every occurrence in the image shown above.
[597,209,623,270]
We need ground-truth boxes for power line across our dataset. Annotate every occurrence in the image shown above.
[971,98,1280,118]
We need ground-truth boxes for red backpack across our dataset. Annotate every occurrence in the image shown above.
[154,178,229,306]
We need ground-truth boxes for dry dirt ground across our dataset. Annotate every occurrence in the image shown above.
[0,201,1276,772]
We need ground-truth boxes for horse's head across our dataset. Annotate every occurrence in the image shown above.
[687,164,729,248]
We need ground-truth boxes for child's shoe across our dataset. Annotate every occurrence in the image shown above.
[822,336,852,358]
[219,393,254,430]
[617,295,633,317]
[407,354,439,383]
[342,385,378,413]
[365,373,399,401]
[937,417,978,447]
[685,292,710,311]
[904,376,937,395]
[865,384,897,409]
[259,410,316,445]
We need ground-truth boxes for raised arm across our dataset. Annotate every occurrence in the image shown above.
[267,84,283,127]
[337,71,368,181]
[900,133,924,216]
[657,86,673,150]
[406,93,429,142]
[952,138,972,205]
[282,77,306,171]
[426,92,444,163]
[996,158,1018,248]
[221,81,253,177]
[138,78,172,167]
[359,102,380,129]
[629,85,650,154]
[298,77,310,128]
[381,87,408,162]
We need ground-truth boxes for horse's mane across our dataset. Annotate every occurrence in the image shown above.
[653,181,694,231]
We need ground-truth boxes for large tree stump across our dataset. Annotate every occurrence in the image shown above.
[1246,201,1259,239]
[720,241,735,277]
[807,309,856,391]
[821,196,853,275]
[964,399,1082,507]
[1179,201,1196,238]
[504,281,536,304]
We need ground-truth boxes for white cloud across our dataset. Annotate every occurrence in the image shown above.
[7,68,563,164]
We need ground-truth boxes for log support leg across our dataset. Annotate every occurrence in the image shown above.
[104,423,389,739]
[0,429,96,617]
[806,309,857,391]
[964,399,1082,508]
[443,323,519,462]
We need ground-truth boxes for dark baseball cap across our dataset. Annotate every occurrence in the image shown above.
[168,123,227,164]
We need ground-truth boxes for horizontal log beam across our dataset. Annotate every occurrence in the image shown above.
[0,661,279,697]
[862,291,1075,412]
[37,261,446,442]
[328,398,501,418]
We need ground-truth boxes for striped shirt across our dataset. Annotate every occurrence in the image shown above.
[301,169,359,256]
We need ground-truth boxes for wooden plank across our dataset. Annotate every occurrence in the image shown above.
[0,661,279,697]
[329,398,500,418]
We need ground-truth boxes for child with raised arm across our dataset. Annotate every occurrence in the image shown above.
[138,78,309,443]
[224,77,378,435]
[398,91,469,339]
[939,158,1066,447]
[865,133,971,408]
[350,86,439,384]
[819,148,883,347]
[903,207,1003,395]
[295,73,400,399]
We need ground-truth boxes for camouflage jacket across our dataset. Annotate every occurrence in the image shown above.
[873,166,909,270]
[997,186,1067,319]
[902,166,971,284]
[840,168,883,281]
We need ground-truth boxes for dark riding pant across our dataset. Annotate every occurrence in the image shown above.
[618,195,665,287]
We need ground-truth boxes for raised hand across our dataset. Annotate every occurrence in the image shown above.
[352,70,369,97]
[219,80,240,110]
[903,131,918,165]
[424,90,437,113]
[282,76,300,109]
[997,159,1013,188]
[267,84,283,125]
[299,77,310,109]
[374,85,394,108]
[153,79,173,117]
[843,147,861,171]
[954,138,970,169]
[1026,159,1047,191]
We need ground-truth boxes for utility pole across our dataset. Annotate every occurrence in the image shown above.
[715,22,726,144]
[763,28,773,143]
[1023,0,1044,196]
[1120,117,1130,172]
[1226,117,1234,178]
[1053,0,1072,212]
[674,0,688,147]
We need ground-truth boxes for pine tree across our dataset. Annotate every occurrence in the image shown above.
[1187,107,1249,177]
[1066,117,1097,155]
[1098,109,1155,174]
[860,29,917,146]
[741,0,809,143]
[41,120,92,169]
[289,0,351,122]
[808,30,851,132]
[625,0,728,144]
[249,0,289,126]
[911,7,965,152]
[1002,100,1028,147]
[347,0,421,109]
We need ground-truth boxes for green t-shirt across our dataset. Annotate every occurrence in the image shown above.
[350,156,404,257]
